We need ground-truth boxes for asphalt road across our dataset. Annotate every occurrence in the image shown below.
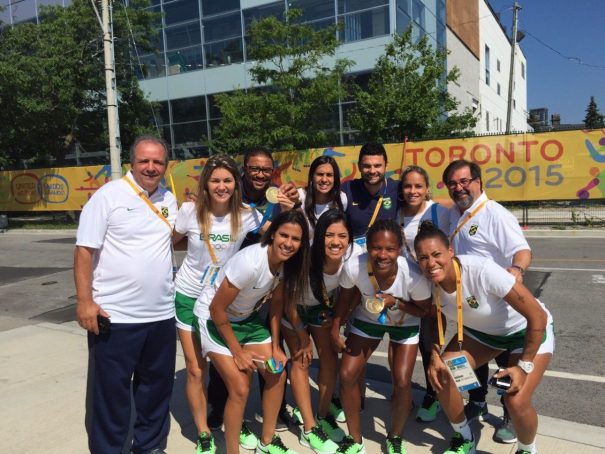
[0,230,604,428]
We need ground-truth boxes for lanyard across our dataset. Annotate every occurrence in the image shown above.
[228,269,281,317]
[202,231,219,265]
[122,176,172,230]
[366,180,387,231]
[398,210,415,261]
[434,258,463,351]
[366,258,405,325]
[449,199,489,242]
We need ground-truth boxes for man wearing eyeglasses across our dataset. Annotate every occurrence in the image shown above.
[442,159,532,446]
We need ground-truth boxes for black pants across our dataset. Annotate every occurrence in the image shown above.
[468,350,510,402]
[86,319,176,454]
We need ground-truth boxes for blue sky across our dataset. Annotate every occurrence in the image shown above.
[488,0,605,124]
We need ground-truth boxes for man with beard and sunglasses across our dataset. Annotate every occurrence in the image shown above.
[442,159,532,447]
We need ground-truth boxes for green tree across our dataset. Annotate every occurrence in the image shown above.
[0,0,158,168]
[211,9,352,154]
[583,96,604,129]
[349,28,476,143]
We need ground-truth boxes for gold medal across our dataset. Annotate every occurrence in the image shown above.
[365,297,384,314]
[265,187,279,204]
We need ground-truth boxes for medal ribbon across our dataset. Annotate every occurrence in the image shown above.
[434,258,463,350]
[449,199,489,242]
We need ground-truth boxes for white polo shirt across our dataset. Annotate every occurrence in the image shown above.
[194,243,280,322]
[448,192,530,268]
[76,171,177,323]
[339,253,431,327]
[174,202,262,298]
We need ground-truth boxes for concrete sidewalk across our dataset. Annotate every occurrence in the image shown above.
[1,323,603,453]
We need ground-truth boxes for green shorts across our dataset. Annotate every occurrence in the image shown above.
[197,312,271,357]
[282,304,332,329]
[175,291,196,331]
[349,318,420,345]
[464,323,554,355]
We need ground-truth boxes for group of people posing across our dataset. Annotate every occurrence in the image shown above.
[75,137,554,454]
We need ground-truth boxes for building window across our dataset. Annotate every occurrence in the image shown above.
[485,45,490,86]
[337,0,389,42]
[203,12,243,67]
[201,0,239,17]
[163,0,199,26]
[521,62,525,79]
[497,83,501,96]
[486,111,490,132]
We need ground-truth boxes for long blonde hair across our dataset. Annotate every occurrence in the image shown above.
[195,154,247,240]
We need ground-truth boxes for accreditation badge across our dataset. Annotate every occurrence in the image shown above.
[353,236,367,251]
[200,265,221,286]
[445,355,481,392]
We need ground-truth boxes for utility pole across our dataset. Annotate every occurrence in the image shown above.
[101,0,122,180]
[506,2,521,133]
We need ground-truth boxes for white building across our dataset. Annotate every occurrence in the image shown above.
[446,0,528,134]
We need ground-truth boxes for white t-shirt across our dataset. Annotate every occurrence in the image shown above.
[339,254,431,327]
[174,202,262,298]
[76,171,177,323]
[194,243,280,322]
[448,192,530,268]
[399,200,450,260]
[436,255,548,336]
[298,188,348,241]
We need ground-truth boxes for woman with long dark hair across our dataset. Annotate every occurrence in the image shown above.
[198,210,310,454]
[279,209,357,453]
[298,156,347,240]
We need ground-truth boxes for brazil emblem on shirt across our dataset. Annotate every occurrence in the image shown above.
[161,206,169,218]
[466,295,479,309]
[382,197,392,209]
[469,224,478,236]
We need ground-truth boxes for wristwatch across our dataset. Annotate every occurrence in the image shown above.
[517,359,534,374]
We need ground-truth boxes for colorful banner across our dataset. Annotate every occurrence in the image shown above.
[1,129,604,211]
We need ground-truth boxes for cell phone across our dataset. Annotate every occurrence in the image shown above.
[97,314,111,335]
[488,372,511,390]
[252,358,284,374]
[252,358,267,370]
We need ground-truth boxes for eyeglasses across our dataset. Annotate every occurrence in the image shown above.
[446,177,477,190]
[246,166,273,176]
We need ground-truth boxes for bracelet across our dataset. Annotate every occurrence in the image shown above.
[511,265,525,275]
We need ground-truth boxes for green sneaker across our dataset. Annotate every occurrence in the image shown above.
[255,434,298,454]
[195,431,216,454]
[463,401,487,422]
[317,414,345,442]
[292,406,304,425]
[386,435,406,454]
[443,433,475,454]
[240,422,259,450]
[335,436,365,454]
[515,451,532,454]
[300,425,339,454]
[329,397,346,423]
[416,394,441,423]
[493,414,517,444]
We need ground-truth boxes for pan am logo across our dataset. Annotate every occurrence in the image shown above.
[37,174,70,203]
[11,173,42,204]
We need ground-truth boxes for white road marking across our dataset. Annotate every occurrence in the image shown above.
[369,351,605,384]
[529,267,605,273]
[592,274,605,283]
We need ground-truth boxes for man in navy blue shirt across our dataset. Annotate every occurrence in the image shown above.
[341,142,399,249]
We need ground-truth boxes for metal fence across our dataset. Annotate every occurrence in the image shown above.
[502,199,605,227]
